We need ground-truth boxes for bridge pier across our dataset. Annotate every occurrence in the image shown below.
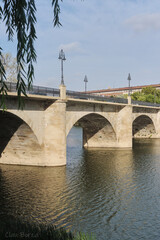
[116,105,132,148]
[43,100,67,166]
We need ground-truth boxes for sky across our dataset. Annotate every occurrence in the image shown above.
[1,0,160,91]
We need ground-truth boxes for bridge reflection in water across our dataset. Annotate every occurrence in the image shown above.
[0,127,160,240]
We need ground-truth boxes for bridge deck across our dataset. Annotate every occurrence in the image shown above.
[2,82,160,109]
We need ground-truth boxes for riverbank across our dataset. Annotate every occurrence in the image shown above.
[0,216,95,240]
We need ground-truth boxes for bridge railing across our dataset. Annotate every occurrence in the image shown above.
[67,91,160,107]
[66,90,128,104]
[3,82,128,103]
[132,100,160,107]
[28,86,60,96]
[2,82,160,107]
[4,82,60,96]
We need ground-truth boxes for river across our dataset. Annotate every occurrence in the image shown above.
[0,126,160,240]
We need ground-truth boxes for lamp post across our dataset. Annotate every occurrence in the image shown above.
[127,73,131,96]
[84,75,88,92]
[58,49,66,85]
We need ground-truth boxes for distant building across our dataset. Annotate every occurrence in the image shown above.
[85,83,160,97]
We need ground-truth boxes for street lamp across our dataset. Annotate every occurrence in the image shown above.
[58,49,66,85]
[127,73,131,96]
[84,75,88,92]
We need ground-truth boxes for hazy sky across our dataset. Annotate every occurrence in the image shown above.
[1,0,160,91]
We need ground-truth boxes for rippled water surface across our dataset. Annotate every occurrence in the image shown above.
[1,126,160,239]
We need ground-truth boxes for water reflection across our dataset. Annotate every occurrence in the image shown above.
[0,127,160,239]
[0,165,68,224]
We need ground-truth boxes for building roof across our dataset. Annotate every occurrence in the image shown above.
[85,83,160,94]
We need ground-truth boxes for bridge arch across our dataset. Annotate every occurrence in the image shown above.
[7,109,42,145]
[66,112,116,136]
[67,113,117,148]
[0,110,43,165]
[133,114,156,138]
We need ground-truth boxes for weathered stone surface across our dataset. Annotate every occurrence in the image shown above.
[77,113,117,148]
[43,100,66,166]
[116,105,132,148]
[0,94,160,166]
[133,115,156,138]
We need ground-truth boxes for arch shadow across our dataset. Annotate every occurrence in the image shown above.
[72,113,116,147]
[0,111,40,159]
[133,115,156,138]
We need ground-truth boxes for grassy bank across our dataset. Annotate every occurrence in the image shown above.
[0,216,95,240]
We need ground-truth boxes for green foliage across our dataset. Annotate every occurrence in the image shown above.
[141,86,155,95]
[52,0,63,27]
[131,91,141,100]
[0,216,96,240]
[0,0,62,108]
[75,232,96,240]
[145,93,154,103]
[131,87,160,104]
[137,95,146,102]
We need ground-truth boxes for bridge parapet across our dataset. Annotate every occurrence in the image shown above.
[3,81,160,108]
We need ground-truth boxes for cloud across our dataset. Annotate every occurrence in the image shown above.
[59,42,82,53]
[125,13,160,32]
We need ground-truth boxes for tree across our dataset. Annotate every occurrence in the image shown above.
[131,87,160,104]
[2,53,17,83]
[141,86,155,95]
[131,91,142,101]
[0,0,62,108]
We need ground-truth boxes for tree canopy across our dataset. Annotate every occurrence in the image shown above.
[131,86,160,104]
[0,0,62,108]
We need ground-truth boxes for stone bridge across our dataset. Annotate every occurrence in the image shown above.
[0,85,160,166]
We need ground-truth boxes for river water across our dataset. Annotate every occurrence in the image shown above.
[0,126,160,240]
